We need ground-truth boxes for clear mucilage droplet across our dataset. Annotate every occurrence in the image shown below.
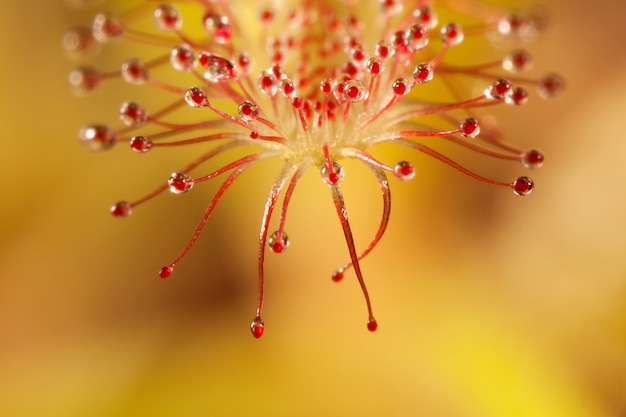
[69,66,101,94]
[119,101,148,126]
[203,12,231,44]
[503,49,532,72]
[184,87,209,107]
[321,162,345,185]
[168,172,193,194]
[521,149,544,169]
[343,79,367,102]
[63,27,98,56]
[238,101,259,122]
[392,78,412,96]
[79,125,117,151]
[404,24,428,51]
[485,78,512,100]
[511,176,534,196]
[366,57,384,75]
[258,71,278,96]
[250,317,264,339]
[538,73,565,98]
[169,44,195,71]
[268,231,290,253]
[154,4,181,32]
[110,201,132,218]
[440,22,464,46]
[129,136,153,153]
[393,161,415,181]
[506,87,529,106]
[199,52,237,83]
[459,118,480,138]
[413,6,438,30]
[92,13,123,43]
[413,62,434,84]
[121,58,148,84]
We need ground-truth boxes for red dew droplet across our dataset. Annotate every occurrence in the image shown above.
[350,47,366,63]
[367,57,383,75]
[511,176,534,196]
[154,4,181,31]
[203,12,231,45]
[291,97,303,109]
[521,149,544,169]
[346,85,360,100]
[236,52,251,75]
[258,72,278,96]
[413,62,434,84]
[271,51,283,64]
[391,30,410,56]
[321,161,344,185]
[320,78,334,94]
[392,78,410,96]
[486,78,512,99]
[79,124,117,151]
[375,41,393,59]
[238,101,259,122]
[538,73,565,98]
[92,14,123,42]
[119,102,148,127]
[346,36,361,51]
[440,22,464,46]
[405,24,428,51]
[121,58,148,84]
[250,131,260,140]
[346,14,361,30]
[197,51,209,67]
[342,61,359,78]
[506,87,529,106]
[414,6,438,29]
[198,53,237,82]
[459,118,480,138]
[250,317,265,339]
[129,135,152,153]
[270,64,285,80]
[63,27,97,55]
[69,67,102,93]
[503,49,532,72]
[170,45,195,72]
[367,318,378,332]
[393,161,415,181]
[268,231,289,253]
[214,28,231,44]
[171,179,185,191]
[494,79,511,95]
[159,266,173,278]
[110,201,132,218]
[168,172,193,194]
[280,79,295,97]
[331,270,344,282]
[260,8,274,24]
[184,87,209,107]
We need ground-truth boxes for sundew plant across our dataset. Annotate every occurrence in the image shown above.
[66,0,563,338]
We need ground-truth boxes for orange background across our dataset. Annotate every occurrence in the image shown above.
[1,1,625,416]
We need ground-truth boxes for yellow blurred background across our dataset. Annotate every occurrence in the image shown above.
[1,1,626,416]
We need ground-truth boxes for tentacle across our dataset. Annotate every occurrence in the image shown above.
[251,160,304,339]
[331,164,390,283]
[158,162,255,278]
[326,174,378,332]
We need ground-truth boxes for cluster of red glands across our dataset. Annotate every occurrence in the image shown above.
[65,0,564,338]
